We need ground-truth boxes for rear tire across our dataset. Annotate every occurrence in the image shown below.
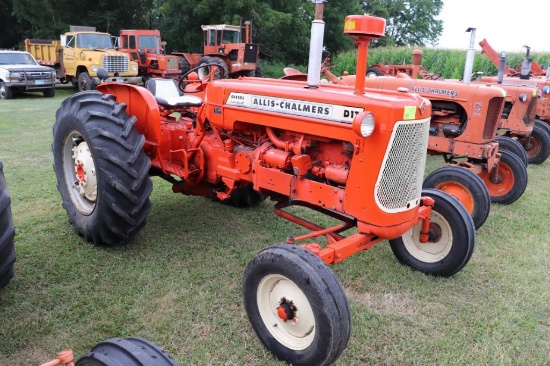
[196,56,228,80]
[75,337,178,366]
[389,189,476,277]
[0,161,16,289]
[496,136,528,167]
[52,92,153,246]
[477,150,527,204]
[423,166,490,229]
[520,123,550,165]
[243,244,350,366]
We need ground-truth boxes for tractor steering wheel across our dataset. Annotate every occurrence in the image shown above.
[178,63,227,93]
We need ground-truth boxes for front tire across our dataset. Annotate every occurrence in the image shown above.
[243,244,350,366]
[477,150,528,204]
[43,87,56,98]
[77,72,96,92]
[423,165,491,229]
[496,136,528,167]
[0,81,13,99]
[389,189,476,277]
[519,122,550,165]
[0,161,16,289]
[52,92,153,246]
[76,337,178,366]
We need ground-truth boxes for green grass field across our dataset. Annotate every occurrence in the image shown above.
[0,85,548,365]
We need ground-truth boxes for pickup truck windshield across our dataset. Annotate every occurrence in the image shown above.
[0,52,38,65]
[77,34,114,49]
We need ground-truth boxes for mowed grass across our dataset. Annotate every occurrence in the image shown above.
[0,86,548,365]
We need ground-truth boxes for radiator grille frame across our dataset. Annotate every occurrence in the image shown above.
[101,55,129,73]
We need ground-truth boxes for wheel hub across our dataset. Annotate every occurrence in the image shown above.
[277,297,297,322]
[72,141,97,202]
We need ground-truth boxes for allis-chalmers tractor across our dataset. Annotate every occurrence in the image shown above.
[171,20,261,79]
[117,29,181,81]
[52,4,476,365]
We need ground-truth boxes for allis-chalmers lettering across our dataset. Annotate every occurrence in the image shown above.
[411,86,459,98]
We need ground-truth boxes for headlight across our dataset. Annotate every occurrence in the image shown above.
[8,72,21,81]
[91,65,98,72]
[132,65,138,72]
[518,93,527,102]
[543,86,550,95]
[352,111,375,137]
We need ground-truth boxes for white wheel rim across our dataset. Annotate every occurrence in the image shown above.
[62,131,97,215]
[257,274,316,350]
[401,211,453,263]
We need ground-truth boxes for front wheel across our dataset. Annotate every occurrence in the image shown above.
[477,150,528,204]
[43,87,55,98]
[423,165,491,229]
[389,189,476,277]
[76,337,178,366]
[0,81,13,99]
[519,122,550,165]
[0,161,16,289]
[243,244,350,366]
[52,92,153,246]
[496,136,528,167]
[77,72,96,92]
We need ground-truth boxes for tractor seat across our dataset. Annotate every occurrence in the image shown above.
[146,78,202,108]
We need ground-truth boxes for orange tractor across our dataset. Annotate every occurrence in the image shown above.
[171,20,261,79]
[52,5,476,365]
[117,29,181,81]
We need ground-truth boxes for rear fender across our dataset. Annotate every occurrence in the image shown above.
[97,83,161,147]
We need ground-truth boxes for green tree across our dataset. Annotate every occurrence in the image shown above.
[362,0,443,47]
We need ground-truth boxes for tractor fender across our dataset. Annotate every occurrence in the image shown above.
[97,82,162,147]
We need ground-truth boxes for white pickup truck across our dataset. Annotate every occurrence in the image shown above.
[0,50,56,99]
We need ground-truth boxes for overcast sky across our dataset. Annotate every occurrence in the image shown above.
[434,0,549,52]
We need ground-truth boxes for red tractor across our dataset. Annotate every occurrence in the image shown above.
[52,6,476,366]
[171,20,261,79]
[117,29,181,81]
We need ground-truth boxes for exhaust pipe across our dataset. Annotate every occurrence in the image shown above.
[497,51,506,84]
[307,1,326,88]
[463,27,476,84]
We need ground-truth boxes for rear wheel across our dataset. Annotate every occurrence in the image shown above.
[75,337,178,366]
[196,56,228,80]
[52,92,153,246]
[519,123,550,164]
[477,150,527,204]
[389,189,475,277]
[496,136,528,167]
[0,161,16,289]
[0,81,13,99]
[243,244,350,366]
[423,166,490,229]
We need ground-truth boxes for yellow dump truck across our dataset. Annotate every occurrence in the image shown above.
[25,26,141,91]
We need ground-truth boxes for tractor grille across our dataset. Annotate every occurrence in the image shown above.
[523,97,537,126]
[375,118,430,213]
[483,96,505,139]
[101,55,129,73]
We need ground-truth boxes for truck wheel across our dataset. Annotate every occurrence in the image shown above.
[243,244,350,366]
[389,189,475,277]
[76,337,178,366]
[43,87,56,98]
[77,72,96,92]
[0,81,13,99]
[477,150,527,204]
[196,56,228,80]
[423,165,490,229]
[0,161,16,289]
[52,92,153,246]
[519,122,550,165]
[495,136,528,167]
[366,67,383,78]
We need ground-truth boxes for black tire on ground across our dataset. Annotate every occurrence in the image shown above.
[243,244,350,366]
[0,81,13,99]
[366,67,384,78]
[75,337,178,366]
[43,87,56,98]
[178,57,190,75]
[423,165,491,229]
[389,189,476,277]
[52,92,153,246]
[225,183,266,208]
[496,136,528,167]
[77,72,96,92]
[477,150,528,205]
[534,118,550,136]
[0,161,16,289]
[196,56,228,80]
[520,122,550,165]
[254,62,263,77]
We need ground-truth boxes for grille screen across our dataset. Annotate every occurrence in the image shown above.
[24,71,51,80]
[523,97,537,126]
[375,118,430,213]
[102,55,129,73]
[483,97,505,139]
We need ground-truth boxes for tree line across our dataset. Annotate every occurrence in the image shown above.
[1,0,443,64]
